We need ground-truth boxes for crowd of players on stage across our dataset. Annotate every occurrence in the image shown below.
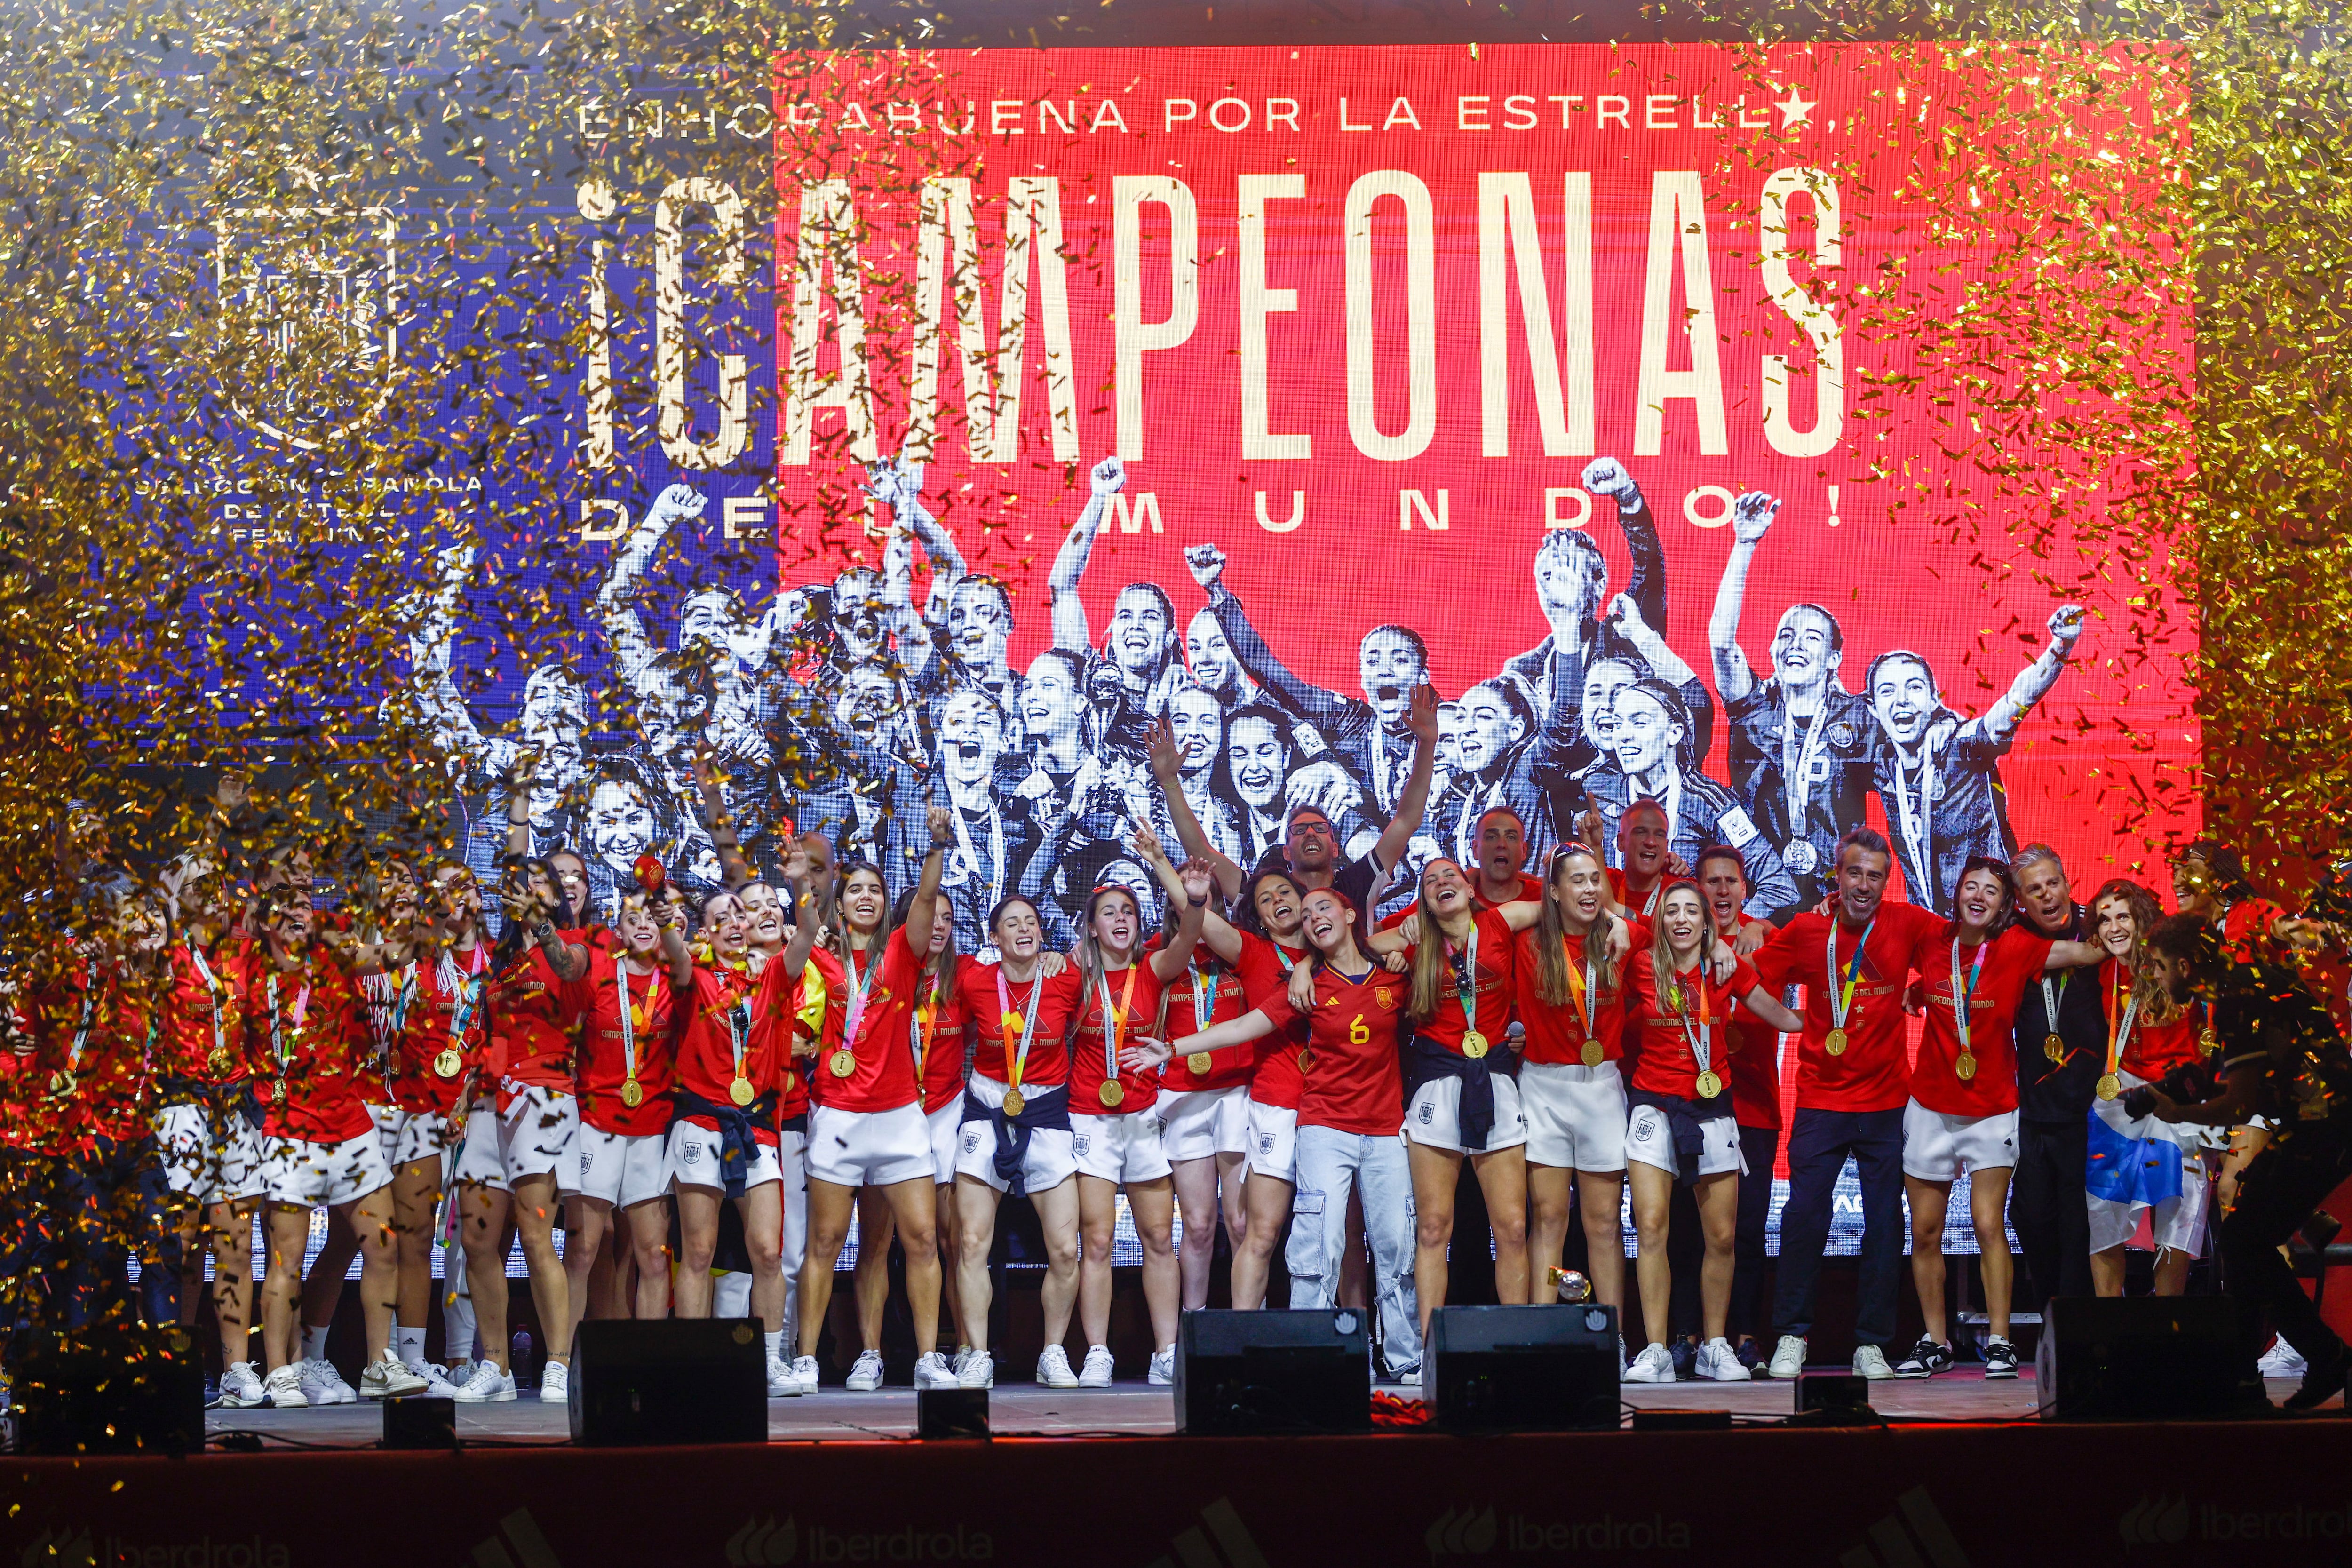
[6,453,2351,1414]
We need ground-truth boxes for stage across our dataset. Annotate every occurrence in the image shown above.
[7,1375,2350,1568]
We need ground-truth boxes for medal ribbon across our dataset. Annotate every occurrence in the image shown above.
[1447,921,1480,1044]
[842,943,882,1047]
[188,946,228,1067]
[2040,970,2069,1040]
[1780,700,1830,839]
[912,990,939,1077]
[266,971,312,1075]
[1191,955,1220,1034]
[1948,937,1988,1056]
[725,973,753,1083]
[1893,749,1937,889]
[1827,918,1875,1033]
[1561,935,1597,1040]
[2105,965,2139,1080]
[615,960,643,1084]
[66,961,97,1072]
[1097,963,1140,1090]
[1670,963,1712,1082]
[443,946,486,1056]
[995,968,1045,1092]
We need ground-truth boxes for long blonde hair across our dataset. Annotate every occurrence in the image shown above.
[1647,880,1712,1011]
[1534,844,1620,1005]
[1406,860,1473,1026]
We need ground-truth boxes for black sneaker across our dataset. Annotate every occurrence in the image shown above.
[1734,1338,1761,1371]
[2283,1342,2349,1411]
[1670,1337,1698,1381]
[1892,1337,1952,1378]
[1983,1340,2020,1380]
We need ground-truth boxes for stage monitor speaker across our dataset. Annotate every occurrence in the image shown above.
[570,1318,767,1446]
[1175,1308,1370,1434]
[1794,1373,1875,1424]
[14,1324,205,1455]
[382,1394,457,1450]
[1422,1304,1620,1432]
[2036,1296,2243,1421]
[917,1386,989,1440]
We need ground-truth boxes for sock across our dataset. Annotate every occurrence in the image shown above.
[394,1327,426,1369]
[301,1325,330,1362]
[764,1330,783,1363]
[444,1292,478,1365]
[1987,1334,2010,1345]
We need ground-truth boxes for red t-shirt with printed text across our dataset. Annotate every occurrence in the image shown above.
[1257,962,1408,1135]
[561,947,677,1138]
[955,961,1083,1090]
[1753,904,1946,1114]
[1232,932,1311,1110]
[1069,960,1168,1118]
[1907,924,2053,1118]
[1623,949,1764,1104]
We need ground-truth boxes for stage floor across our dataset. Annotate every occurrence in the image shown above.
[203,1365,2311,1444]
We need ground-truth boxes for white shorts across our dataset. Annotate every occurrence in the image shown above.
[2088,1074,2212,1258]
[1159,1086,1251,1163]
[572,1125,670,1210]
[379,1107,456,1176]
[1072,1107,1173,1185]
[366,1102,406,1170]
[1246,1098,1299,1184]
[807,1101,935,1190]
[667,1118,785,1193]
[1402,1073,1529,1155]
[153,1100,266,1204]
[500,1082,579,1186]
[927,1102,964,1186]
[953,1075,1078,1195]
[259,1131,391,1210]
[1518,1061,1629,1173]
[1625,1104,1745,1180]
[1901,1101,2020,1181]
[451,1106,508,1191]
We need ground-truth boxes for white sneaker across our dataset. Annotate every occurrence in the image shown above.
[217,1361,267,1409]
[1624,1343,1676,1383]
[262,1365,307,1409]
[1148,1347,1175,1386]
[914,1352,958,1389]
[959,1350,996,1390]
[450,1361,517,1403]
[2258,1337,2309,1379]
[1695,1337,1745,1381]
[1766,1334,1809,1380]
[1077,1345,1115,1387]
[767,1356,802,1397]
[1851,1344,1895,1380]
[538,1361,569,1401]
[845,1349,885,1391]
[789,1355,821,1394]
[419,1362,463,1397]
[298,1357,358,1405]
[359,1357,427,1400]
[1036,1345,1079,1388]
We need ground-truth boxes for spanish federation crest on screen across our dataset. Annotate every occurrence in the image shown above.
[210,199,400,449]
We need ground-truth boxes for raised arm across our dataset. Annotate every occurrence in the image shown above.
[1047,457,1125,653]
[902,805,953,953]
[1147,858,1215,982]
[1371,684,1441,873]
[1145,718,1243,900]
[1584,456,1667,638]
[1984,605,2085,742]
[1708,492,1780,705]
[691,752,758,891]
[504,750,537,861]
[596,483,706,690]
[515,872,589,982]
[1185,543,1351,723]
[654,887,695,990]
[399,542,503,772]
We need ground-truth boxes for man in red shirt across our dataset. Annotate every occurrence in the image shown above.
[1748,828,1945,1380]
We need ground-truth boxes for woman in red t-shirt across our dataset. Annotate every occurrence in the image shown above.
[793,823,960,1394]
[1896,856,2098,1379]
[1137,885,1426,1381]
[1065,840,1212,1387]
[558,891,680,1329]
[1515,843,1637,1318]
[1189,865,1323,1313]
[824,860,899,1393]
[947,896,1083,1390]
[1147,880,1258,1316]
[1620,881,1801,1383]
[660,881,818,1394]
[1361,858,1543,1336]
[2087,877,2212,1299]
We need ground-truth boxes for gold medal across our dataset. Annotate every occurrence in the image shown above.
[1001,1010,1025,1038]
[1581,1040,1604,1068]
[1187,1051,1212,1076]
[2044,1033,2066,1065]
[2199,1027,2219,1058]
[1099,1081,1125,1109]
[620,1078,643,1108]
[1695,1070,1723,1100]
[1462,1030,1489,1060]
[1298,1048,1315,1074]
[207,1045,234,1077]
[433,1047,462,1078]
[270,1079,286,1103]
[1002,1087,1026,1117]
[2096,1072,2122,1101]
[729,1075,755,1106]
[1954,1051,1978,1082]
[1824,1027,1848,1057]
[828,1049,856,1079]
